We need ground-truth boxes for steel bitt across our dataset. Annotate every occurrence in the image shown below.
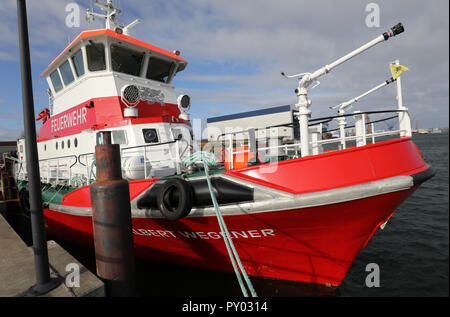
[90,133,137,297]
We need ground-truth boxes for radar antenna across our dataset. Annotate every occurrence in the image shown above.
[86,0,141,35]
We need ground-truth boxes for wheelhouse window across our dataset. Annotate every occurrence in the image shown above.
[146,57,175,83]
[86,42,106,72]
[71,49,85,77]
[96,130,128,145]
[59,60,75,86]
[112,130,127,145]
[50,70,63,93]
[111,45,144,77]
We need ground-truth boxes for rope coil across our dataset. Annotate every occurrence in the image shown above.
[181,152,257,297]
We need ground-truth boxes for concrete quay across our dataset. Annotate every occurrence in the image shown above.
[0,207,104,297]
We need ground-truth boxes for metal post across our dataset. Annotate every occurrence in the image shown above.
[309,125,321,155]
[338,116,346,149]
[228,134,233,170]
[394,60,412,137]
[16,0,60,295]
[354,112,366,147]
[174,140,181,174]
[371,123,375,144]
[296,91,311,157]
[144,146,147,179]
[90,131,137,297]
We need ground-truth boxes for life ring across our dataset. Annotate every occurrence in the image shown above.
[157,178,193,220]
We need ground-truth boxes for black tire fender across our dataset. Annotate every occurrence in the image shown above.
[157,178,193,220]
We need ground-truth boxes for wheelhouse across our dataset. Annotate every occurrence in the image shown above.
[41,29,188,116]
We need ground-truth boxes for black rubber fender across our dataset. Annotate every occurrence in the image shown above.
[157,178,193,220]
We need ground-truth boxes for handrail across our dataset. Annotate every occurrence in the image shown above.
[216,123,295,141]
[326,115,398,133]
[39,154,78,169]
[77,140,178,167]
[308,109,407,123]
[214,107,406,166]
[121,140,177,152]
[231,128,404,156]
[216,109,407,140]
[317,129,404,146]
[77,152,94,167]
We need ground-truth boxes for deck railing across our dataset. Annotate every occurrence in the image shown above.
[215,109,410,169]
[10,109,412,184]
[12,140,184,186]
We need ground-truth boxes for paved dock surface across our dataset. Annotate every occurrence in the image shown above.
[0,209,104,297]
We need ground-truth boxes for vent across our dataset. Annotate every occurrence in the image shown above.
[121,85,140,105]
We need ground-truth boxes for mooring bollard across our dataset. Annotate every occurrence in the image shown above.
[90,131,137,297]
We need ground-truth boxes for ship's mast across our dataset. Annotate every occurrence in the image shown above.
[86,0,140,35]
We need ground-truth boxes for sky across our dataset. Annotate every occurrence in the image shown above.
[0,0,448,141]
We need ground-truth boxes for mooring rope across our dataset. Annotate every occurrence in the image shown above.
[89,154,97,183]
[181,151,257,297]
[47,184,66,204]
[71,175,85,187]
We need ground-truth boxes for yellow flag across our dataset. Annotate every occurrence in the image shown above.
[390,64,409,79]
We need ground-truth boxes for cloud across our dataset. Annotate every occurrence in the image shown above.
[0,126,22,141]
[144,0,448,128]
[0,0,105,62]
[0,0,448,132]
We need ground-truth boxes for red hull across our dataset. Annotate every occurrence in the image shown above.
[40,138,431,286]
[44,186,416,286]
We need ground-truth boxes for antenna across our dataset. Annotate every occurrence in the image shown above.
[85,0,140,35]
[86,0,123,30]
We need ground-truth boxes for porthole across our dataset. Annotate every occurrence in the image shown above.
[67,139,71,149]
[55,142,58,150]
[44,144,46,151]
[74,138,78,148]
[61,141,64,149]
[142,128,159,143]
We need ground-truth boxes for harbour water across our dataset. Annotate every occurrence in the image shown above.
[340,132,449,296]
[4,133,448,297]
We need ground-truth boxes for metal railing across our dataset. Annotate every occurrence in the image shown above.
[120,140,181,178]
[213,109,409,169]
[77,139,184,183]
[15,139,189,186]
[12,109,410,183]
[39,155,77,186]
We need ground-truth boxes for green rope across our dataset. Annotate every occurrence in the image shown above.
[48,184,65,204]
[181,151,218,168]
[181,152,257,298]
[71,175,85,187]
[89,154,97,183]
